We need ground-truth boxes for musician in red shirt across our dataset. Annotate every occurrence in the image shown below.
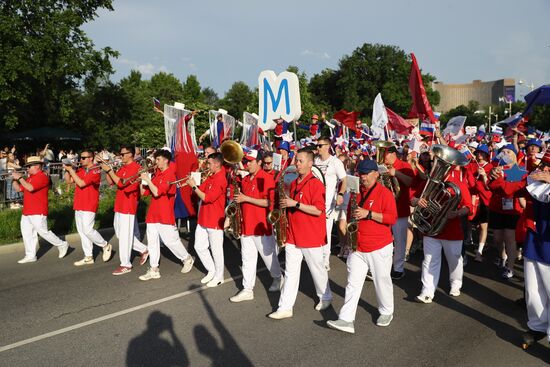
[12,156,69,263]
[102,145,149,275]
[261,151,275,178]
[413,164,473,303]
[64,150,112,266]
[229,149,282,302]
[327,159,397,334]
[470,145,492,262]
[384,145,414,280]
[137,149,194,281]
[186,152,228,287]
[269,149,332,320]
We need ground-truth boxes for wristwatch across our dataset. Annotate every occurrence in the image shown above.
[366,211,373,220]
[192,186,198,191]
[295,202,301,209]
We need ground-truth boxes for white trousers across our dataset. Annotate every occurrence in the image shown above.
[323,214,334,267]
[75,210,107,257]
[114,212,147,267]
[146,223,190,268]
[240,234,282,291]
[392,217,409,272]
[421,237,463,298]
[339,244,394,322]
[525,258,550,340]
[20,215,65,258]
[194,224,224,281]
[277,244,332,311]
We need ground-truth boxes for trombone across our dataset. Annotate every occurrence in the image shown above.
[87,156,122,172]
[120,164,157,185]
[168,169,211,188]
[0,169,26,181]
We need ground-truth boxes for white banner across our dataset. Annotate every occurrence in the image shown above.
[258,70,301,132]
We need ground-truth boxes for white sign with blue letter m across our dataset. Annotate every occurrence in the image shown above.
[258,70,301,131]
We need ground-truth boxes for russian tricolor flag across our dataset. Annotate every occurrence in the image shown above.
[419,121,436,136]
[459,145,473,160]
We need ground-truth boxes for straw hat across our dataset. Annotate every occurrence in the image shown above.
[24,156,44,166]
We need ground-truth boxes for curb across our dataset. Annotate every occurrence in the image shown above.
[0,223,147,256]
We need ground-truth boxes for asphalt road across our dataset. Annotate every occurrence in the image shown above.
[0,228,548,367]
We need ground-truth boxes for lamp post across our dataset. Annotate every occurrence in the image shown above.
[499,96,512,117]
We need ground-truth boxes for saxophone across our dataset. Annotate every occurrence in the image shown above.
[267,169,291,248]
[346,191,358,252]
[224,172,242,240]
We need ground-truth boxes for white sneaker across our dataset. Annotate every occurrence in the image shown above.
[229,290,254,303]
[58,242,69,259]
[315,300,332,311]
[139,268,161,281]
[181,256,194,274]
[206,278,223,288]
[327,319,355,334]
[17,256,37,264]
[200,272,215,284]
[416,294,433,304]
[268,277,282,292]
[449,287,461,297]
[74,257,94,266]
[102,243,113,262]
[268,309,293,320]
[376,314,393,327]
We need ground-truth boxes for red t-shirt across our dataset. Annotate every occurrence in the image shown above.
[286,172,326,247]
[143,168,177,225]
[240,169,275,236]
[392,159,414,218]
[472,162,492,206]
[197,169,228,229]
[114,161,141,215]
[488,172,527,215]
[22,170,49,216]
[355,183,397,252]
[411,172,473,241]
[73,168,101,212]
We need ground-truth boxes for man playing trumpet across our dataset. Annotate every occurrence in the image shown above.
[64,150,113,266]
[138,149,195,280]
[186,152,228,287]
[229,149,282,302]
[102,145,149,275]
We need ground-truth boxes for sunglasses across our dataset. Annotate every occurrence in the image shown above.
[316,144,329,148]
[263,161,273,165]
[80,156,92,160]
[120,151,132,156]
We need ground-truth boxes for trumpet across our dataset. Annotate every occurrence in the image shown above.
[87,156,122,172]
[0,169,26,181]
[168,169,211,188]
[121,164,157,185]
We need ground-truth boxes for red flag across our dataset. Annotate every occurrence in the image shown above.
[386,108,413,135]
[333,109,360,131]
[408,53,436,124]
[174,114,199,217]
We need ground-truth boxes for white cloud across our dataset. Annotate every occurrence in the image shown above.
[115,58,169,76]
[301,49,330,59]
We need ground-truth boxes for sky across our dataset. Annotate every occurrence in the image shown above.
[83,0,550,100]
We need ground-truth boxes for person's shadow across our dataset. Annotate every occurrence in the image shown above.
[194,291,253,367]
[127,311,188,367]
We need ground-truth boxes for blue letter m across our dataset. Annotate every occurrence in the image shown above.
[263,78,290,123]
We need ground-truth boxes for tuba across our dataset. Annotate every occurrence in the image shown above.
[220,140,244,240]
[267,166,298,248]
[373,140,401,199]
[411,145,469,236]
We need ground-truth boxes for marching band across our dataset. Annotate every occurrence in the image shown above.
[7,116,550,348]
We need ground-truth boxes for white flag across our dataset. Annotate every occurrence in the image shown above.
[371,93,388,130]
[443,116,467,136]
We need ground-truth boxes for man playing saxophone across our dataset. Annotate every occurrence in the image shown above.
[186,152,228,287]
[412,151,472,304]
[269,149,332,320]
[229,149,283,302]
[327,159,397,334]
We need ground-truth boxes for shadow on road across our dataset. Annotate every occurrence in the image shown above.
[194,290,253,367]
[126,311,188,367]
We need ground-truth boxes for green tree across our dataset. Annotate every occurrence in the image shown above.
[201,87,219,106]
[309,43,439,121]
[0,0,118,132]
[182,75,202,103]
[220,81,254,119]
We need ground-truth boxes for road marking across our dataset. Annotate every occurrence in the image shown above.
[0,268,266,353]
